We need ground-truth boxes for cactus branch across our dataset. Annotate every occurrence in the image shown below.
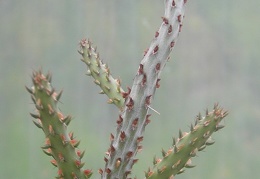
[101,0,187,178]
[27,70,92,179]
[79,39,125,110]
[145,104,228,178]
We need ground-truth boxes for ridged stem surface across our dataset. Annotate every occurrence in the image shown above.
[145,104,228,178]
[27,70,92,178]
[101,1,187,178]
[79,40,125,110]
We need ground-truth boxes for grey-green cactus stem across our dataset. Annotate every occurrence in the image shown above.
[27,70,92,179]
[79,39,125,110]
[101,0,187,178]
[145,104,228,179]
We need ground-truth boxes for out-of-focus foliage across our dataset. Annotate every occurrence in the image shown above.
[0,0,259,178]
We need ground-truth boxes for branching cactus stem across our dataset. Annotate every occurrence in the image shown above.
[26,0,230,178]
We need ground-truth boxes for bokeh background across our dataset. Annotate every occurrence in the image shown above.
[1,0,259,178]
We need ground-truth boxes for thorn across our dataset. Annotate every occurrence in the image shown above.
[115,158,121,168]
[32,119,42,129]
[132,118,139,130]
[93,69,100,76]
[161,17,169,24]
[99,90,105,94]
[94,79,101,85]
[156,79,161,88]
[63,115,72,125]
[172,159,181,169]
[153,45,159,54]
[136,136,144,144]
[42,148,52,156]
[110,133,114,142]
[172,137,176,146]
[215,124,225,131]
[56,90,63,101]
[126,97,134,110]
[75,160,85,169]
[147,105,160,115]
[155,63,161,72]
[179,129,183,139]
[86,70,91,76]
[161,148,166,157]
[170,41,175,50]
[120,131,126,142]
[30,113,40,119]
[70,139,80,148]
[172,0,176,7]
[77,50,84,55]
[141,73,147,86]
[177,14,182,23]
[198,145,206,151]
[145,114,151,125]
[205,108,209,116]
[168,25,172,34]
[190,148,197,157]
[116,115,123,126]
[98,169,103,175]
[83,169,93,178]
[205,137,215,146]
[155,31,159,38]
[197,113,202,120]
[145,95,152,107]
[50,159,58,167]
[25,86,34,94]
[77,150,85,159]
[104,85,110,91]
[190,123,194,132]
[126,151,133,159]
[46,72,52,83]
[138,64,144,75]
[47,104,54,115]
[107,98,113,104]
[48,125,55,135]
[105,168,111,174]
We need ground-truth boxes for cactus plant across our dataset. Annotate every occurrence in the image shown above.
[27,0,228,178]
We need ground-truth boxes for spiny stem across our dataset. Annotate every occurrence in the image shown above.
[145,104,228,178]
[79,39,125,110]
[27,70,92,179]
[101,1,187,178]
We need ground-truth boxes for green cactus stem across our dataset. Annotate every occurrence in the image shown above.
[79,39,125,110]
[100,0,187,178]
[145,104,228,178]
[26,70,92,179]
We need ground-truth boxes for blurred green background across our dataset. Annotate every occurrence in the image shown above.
[1,0,259,178]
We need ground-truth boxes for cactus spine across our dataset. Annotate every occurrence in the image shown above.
[26,70,92,178]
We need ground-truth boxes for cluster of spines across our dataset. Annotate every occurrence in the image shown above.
[26,70,92,179]
[145,104,228,179]
[79,39,125,110]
